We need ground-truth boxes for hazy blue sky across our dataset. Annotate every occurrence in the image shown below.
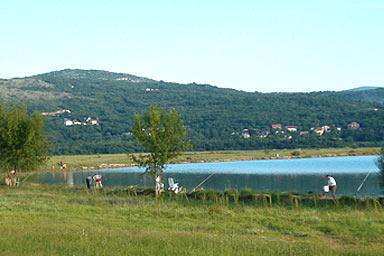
[1,0,383,92]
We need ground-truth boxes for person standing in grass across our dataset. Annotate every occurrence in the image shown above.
[323,175,337,199]
[93,174,103,188]
[86,176,93,189]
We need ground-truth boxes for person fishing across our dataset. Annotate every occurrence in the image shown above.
[93,174,103,188]
[86,176,93,189]
[323,175,337,199]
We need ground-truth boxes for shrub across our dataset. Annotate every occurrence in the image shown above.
[240,187,255,202]
[291,150,301,156]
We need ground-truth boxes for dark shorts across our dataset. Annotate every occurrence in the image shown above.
[329,185,336,191]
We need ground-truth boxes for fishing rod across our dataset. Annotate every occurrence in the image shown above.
[356,171,371,193]
[190,173,214,193]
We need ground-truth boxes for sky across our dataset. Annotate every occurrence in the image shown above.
[1,0,383,92]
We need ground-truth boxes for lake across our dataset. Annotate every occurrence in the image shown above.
[39,155,382,197]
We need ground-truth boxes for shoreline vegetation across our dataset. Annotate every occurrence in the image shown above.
[41,147,381,173]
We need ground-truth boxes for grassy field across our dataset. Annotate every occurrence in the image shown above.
[41,147,381,173]
[1,184,383,256]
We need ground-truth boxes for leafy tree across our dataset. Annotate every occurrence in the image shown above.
[0,104,52,181]
[130,105,190,196]
[376,148,384,189]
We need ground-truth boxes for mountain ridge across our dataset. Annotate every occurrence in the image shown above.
[27,69,156,83]
[345,86,383,92]
[2,69,382,94]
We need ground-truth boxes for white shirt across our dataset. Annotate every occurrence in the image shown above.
[93,175,101,180]
[327,176,336,186]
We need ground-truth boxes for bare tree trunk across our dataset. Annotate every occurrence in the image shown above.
[154,173,158,197]
[158,174,162,193]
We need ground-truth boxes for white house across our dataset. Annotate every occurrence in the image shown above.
[241,129,251,139]
[286,126,298,132]
[64,119,73,126]
[314,127,324,136]
[322,125,331,132]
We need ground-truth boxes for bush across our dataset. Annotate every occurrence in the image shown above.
[224,189,238,201]
[240,187,255,202]
[291,150,301,156]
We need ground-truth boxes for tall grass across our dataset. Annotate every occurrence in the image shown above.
[1,183,383,255]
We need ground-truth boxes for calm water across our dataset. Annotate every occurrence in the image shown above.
[39,156,382,197]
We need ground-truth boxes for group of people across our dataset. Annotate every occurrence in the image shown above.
[80,171,337,196]
[3,170,17,186]
[86,174,103,189]
[82,174,337,197]
[58,161,67,169]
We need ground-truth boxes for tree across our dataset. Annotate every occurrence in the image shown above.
[0,104,52,182]
[130,105,190,196]
[376,148,384,189]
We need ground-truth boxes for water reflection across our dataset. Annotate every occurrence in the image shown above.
[39,171,381,197]
[38,156,382,197]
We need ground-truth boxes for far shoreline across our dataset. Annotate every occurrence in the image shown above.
[40,147,381,173]
[171,151,378,164]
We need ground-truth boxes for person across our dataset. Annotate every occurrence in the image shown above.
[155,175,164,193]
[323,175,337,199]
[86,176,93,189]
[10,170,17,186]
[93,174,103,188]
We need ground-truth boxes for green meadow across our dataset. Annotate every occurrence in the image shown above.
[1,183,383,256]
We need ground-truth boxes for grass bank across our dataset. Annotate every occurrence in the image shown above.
[1,183,383,255]
[41,147,381,173]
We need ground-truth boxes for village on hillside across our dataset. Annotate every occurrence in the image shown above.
[41,109,99,126]
[235,122,361,140]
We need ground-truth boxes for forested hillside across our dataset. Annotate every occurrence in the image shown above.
[320,87,384,104]
[1,69,383,154]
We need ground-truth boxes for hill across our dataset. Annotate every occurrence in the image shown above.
[28,69,156,83]
[346,86,382,92]
[1,69,383,154]
[319,87,384,104]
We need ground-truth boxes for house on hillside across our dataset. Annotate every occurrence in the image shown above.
[90,119,98,125]
[42,109,71,116]
[348,122,360,129]
[271,124,282,129]
[322,125,331,132]
[64,119,73,126]
[286,126,298,132]
[314,127,325,136]
[85,117,99,125]
[56,109,71,115]
[259,131,270,138]
[142,88,159,92]
[241,129,251,139]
